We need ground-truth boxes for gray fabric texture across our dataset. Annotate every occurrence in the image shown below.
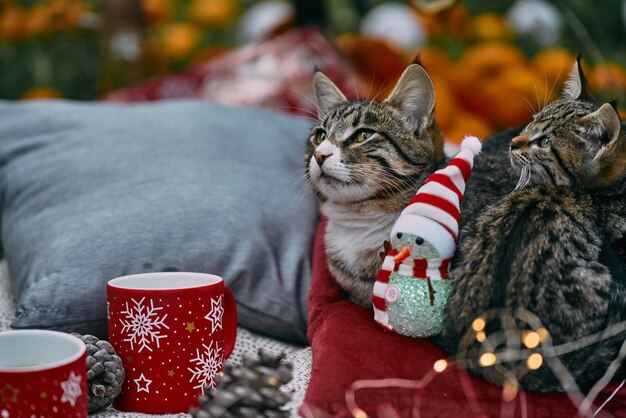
[0,99,317,344]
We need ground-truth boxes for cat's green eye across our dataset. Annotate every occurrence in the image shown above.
[355,131,372,143]
[314,131,326,145]
[538,136,552,147]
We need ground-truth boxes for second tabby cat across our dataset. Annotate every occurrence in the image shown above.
[440,58,626,392]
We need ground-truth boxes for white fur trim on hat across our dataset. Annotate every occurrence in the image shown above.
[460,135,482,155]
[390,215,456,258]
[401,202,459,238]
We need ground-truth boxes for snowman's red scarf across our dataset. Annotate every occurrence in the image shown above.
[372,248,451,332]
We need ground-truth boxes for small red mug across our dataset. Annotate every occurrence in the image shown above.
[107,272,237,413]
[0,329,88,418]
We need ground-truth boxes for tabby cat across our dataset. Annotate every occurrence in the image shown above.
[440,57,626,392]
[306,64,446,306]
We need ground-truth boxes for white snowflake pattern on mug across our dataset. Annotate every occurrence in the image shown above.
[188,340,223,394]
[119,297,169,352]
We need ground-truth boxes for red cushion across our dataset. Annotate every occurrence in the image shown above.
[302,216,626,417]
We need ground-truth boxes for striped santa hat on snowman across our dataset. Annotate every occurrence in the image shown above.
[390,135,482,261]
[373,136,482,334]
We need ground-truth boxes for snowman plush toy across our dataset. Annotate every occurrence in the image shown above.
[372,136,482,337]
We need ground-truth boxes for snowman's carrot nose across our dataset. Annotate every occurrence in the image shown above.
[394,246,411,262]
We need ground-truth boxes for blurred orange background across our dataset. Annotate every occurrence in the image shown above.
[1,0,625,143]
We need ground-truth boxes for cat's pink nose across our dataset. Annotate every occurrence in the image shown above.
[511,134,530,151]
[314,151,332,166]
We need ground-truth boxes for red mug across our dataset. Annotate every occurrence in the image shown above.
[107,272,237,413]
[0,329,88,418]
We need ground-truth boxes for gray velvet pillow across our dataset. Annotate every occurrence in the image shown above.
[0,100,317,344]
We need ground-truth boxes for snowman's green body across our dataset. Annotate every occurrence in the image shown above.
[385,272,452,337]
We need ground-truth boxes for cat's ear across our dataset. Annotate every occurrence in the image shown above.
[587,103,622,148]
[313,71,347,118]
[384,64,435,128]
[562,54,594,101]
[587,103,625,186]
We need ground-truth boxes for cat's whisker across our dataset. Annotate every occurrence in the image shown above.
[543,72,549,110]
[362,81,387,117]
[357,171,420,200]
[284,190,307,217]
[346,166,397,197]
[275,106,320,121]
[291,88,323,118]
[276,169,314,214]
[279,112,319,124]
[514,164,531,191]
[350,164,422,191]
[274,101,319,116]
[548,69,564,105]
[366,71,376,101]
[365,71,388,104]
[279,167,312,192]
[293,88,322,112]
[532,79,541,113]
[520,95,537,116]
[288,172,322,216]
[350,69,360,101]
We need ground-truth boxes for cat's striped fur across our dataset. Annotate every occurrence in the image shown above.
[306,64,445,306]
[440,57,626,392]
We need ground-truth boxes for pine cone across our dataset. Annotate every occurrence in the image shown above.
[190,348,293,418]
[71,333,125,413]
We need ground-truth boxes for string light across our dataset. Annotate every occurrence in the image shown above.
[502,381,519,402]
[343,309,626,418]
[352,408,367,418]
[522,330,541,348]
[472,317,486,332]
[526,353,543,370]
[433,359,448,372]
[479,352,496,367]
